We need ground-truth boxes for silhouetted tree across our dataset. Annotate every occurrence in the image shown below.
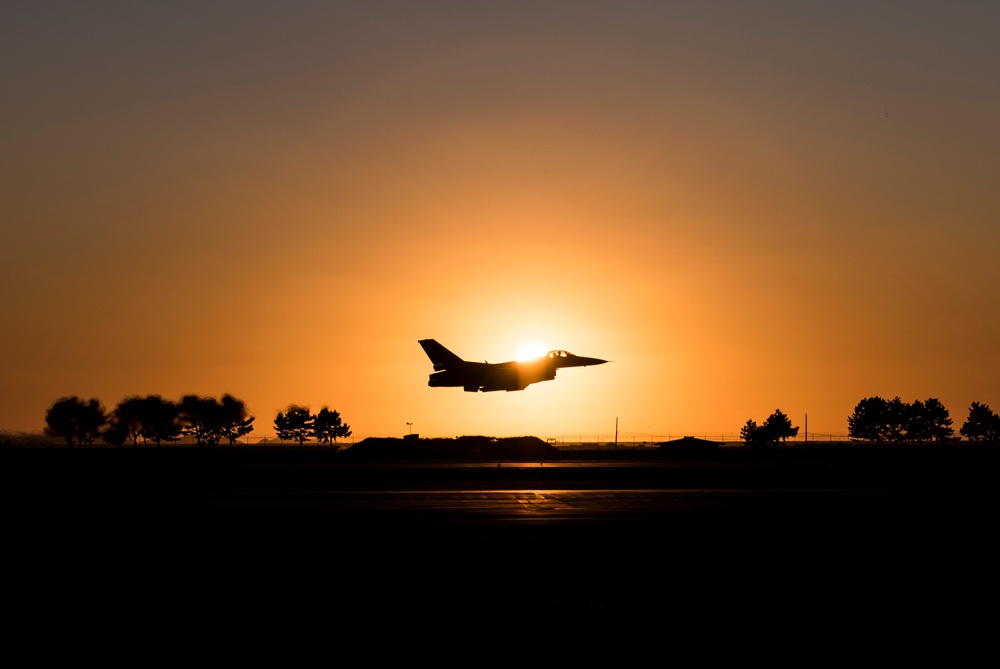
[80,399,107,447]
[883,397,908,442]
[740,419,767,450]
[920,398,953,443]
[740,410,799,449]
[313,407,351,448]
[102,425,127,447]
[220,394,255,446]
[850,396,953,443]
[110,395,180,447]
[960,402,1000,443]
[763,409,799,445]
[180,394,227,447]
[848,396,889,442]
[139,396,182,446]
[110,396,153,447]
[274,405,314,448]
[45,396,107,447]
[905,399,930,442]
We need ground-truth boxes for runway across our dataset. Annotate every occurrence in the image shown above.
[6,451,1000,625]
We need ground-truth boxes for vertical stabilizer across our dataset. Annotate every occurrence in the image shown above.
[418,339,464,371]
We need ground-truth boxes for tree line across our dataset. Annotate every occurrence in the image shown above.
[273,405,351,448]
[742,398,1000,448]
[44,395,351,449]
[42,392,998,449]
[848,396,999,444]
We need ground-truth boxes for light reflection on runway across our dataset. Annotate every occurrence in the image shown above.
[168,486,990,525]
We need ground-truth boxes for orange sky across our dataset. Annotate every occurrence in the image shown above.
[2,2,998,441]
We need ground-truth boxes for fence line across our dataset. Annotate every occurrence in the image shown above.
[3,431,854,448]
[180,431,854,448]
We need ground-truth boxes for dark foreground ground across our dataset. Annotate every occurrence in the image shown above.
[4,445,1000,648]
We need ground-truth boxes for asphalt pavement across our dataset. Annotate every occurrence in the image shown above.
[6,450,1000,629]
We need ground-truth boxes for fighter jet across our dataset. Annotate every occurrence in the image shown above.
[418,339,608,392]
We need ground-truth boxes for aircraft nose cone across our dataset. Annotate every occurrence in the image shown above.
[575,356,607,367]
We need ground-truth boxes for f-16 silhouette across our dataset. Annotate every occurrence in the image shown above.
[418,339,608,392]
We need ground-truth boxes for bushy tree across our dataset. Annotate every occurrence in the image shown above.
[848,396,888,442]
[905,399,930,442]
[740,419,766,450]
[220,394,255,446]
[850,396,953,443]
[740,409,799,449]
[763,409,799,444]
[110,396,149,447]
[46,399,80,446]
[108,394,252,447]
[960,402,1000,443]
[105,395,181,447]
[139,396,182,446]
[180,394,227,447]
[313,407,351,448]
[274,405,314,448]
[921,398,954,443]
[883,396,908,442]
[45,396,107,447]
[102,424,127,447]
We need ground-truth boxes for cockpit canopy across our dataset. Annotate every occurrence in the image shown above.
[547,350,573,358]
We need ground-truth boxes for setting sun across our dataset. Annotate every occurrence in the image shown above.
[515,343,548,361]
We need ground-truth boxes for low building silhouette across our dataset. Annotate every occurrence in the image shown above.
[656,436,722,454]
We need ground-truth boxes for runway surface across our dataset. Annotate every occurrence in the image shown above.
[6,452,1000,628]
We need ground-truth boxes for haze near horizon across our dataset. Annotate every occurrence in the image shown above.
[2,2,998,440]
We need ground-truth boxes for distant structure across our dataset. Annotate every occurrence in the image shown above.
[656,436,721,453]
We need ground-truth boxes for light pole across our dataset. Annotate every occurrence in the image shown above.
[406,422,413,436]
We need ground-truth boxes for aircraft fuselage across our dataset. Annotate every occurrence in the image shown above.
[419,339,607,392]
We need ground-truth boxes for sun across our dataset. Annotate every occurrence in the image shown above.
[515,342,548,361]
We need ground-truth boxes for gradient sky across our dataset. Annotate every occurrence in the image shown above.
[3,1,998,441]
